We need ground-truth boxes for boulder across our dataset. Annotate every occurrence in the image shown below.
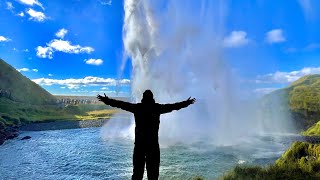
[21,136,31,140]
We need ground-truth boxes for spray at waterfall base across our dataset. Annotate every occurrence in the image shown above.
[101,0,295,145]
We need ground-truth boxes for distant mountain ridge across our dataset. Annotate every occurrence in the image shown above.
[0,59,56,105]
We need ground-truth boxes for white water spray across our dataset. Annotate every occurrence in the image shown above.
[102,0,295,145]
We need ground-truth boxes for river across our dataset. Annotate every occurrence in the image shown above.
[0,127,298,180]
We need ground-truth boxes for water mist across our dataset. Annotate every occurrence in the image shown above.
[101,0,295,145]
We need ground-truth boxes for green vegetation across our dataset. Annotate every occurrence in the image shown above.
[220,141,320,180]
[220,164,319,180]
[302,121,320,136]
[0,59,123,130]
[262,74,320,130]
[0,97,119,126]
[276,141,320,171]
[0,59,56,105]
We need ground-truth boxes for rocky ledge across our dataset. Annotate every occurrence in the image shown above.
[0,126,19,145]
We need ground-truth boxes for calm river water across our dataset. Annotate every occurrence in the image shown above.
[0,127,297,179]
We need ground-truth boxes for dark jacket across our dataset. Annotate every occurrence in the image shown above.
[101,98,191,144]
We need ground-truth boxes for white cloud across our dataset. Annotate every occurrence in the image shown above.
[48,74,53,76]
[55,28,68,39]
[223,31,249,48]
[17,68,38,72]
[23,49,29,52]
[49,39,94,53]
[100,0,112,6]
[17,68,29,72]
[85,58,103,66]
[17,12,24,17]
[6,2,14,10]
[18,0,44,10]
[266,29,286,44]
[26,8,46,22]
[67,84,80,89]
[256,67,320,84]
[32,76,130,89]
[36,46,53,59]
[36,39,94,59]
[253,88,279,95]
[101,87,108,90]
[0,36,10,42]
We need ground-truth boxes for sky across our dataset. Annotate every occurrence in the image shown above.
[0,0,320,97]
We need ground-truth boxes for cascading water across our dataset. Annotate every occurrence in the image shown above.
[101,0,295,145]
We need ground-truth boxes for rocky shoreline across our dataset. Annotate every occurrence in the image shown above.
[0,119,110,145]
[0,126,19,145]
[20,119,110,131]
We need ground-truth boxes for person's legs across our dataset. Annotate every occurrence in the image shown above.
[132,144,146,180]
[146,144,160,180]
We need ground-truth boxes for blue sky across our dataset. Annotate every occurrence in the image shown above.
[0,0,320,96]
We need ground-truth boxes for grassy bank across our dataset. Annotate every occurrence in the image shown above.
[0,97,120,128]
[220,141,320,180]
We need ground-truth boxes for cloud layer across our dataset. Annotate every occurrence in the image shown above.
[256,67,320,84]
[32,76,130,89]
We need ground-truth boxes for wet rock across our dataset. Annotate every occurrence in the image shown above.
[0,132,6,145]
[0,126,20,145]
[21,136,31,140]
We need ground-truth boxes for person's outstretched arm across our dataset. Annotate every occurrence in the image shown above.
[97,93,135,113]
[159,97,196,114]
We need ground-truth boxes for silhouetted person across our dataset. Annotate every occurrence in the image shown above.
[97,90,196,180]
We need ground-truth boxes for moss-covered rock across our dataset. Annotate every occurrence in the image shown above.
[302,121,320,136]
[276,141,320,172]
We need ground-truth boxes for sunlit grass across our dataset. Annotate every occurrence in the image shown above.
[0,97,122,126]
[75,109,121,120]
[220,141,320,180]
[302,121,320,136]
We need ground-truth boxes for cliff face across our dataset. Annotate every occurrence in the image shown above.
[262,74,320,131]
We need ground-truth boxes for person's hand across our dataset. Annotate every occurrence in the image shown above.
[97,93,109,102]
[187,97,196,104]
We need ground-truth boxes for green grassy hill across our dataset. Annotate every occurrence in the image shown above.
[0,59,56,105]
[0,59,121,128]
[262,74,320,130]
[0,59,68,126]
